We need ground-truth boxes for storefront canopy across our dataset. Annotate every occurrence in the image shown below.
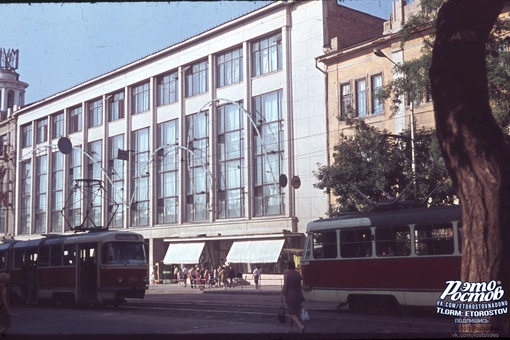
[226,239,285,264]
[163,242,205,265]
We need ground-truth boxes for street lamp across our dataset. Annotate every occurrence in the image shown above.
[373,48,417,200]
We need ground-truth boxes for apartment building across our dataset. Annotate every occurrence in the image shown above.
[9,1,384,275]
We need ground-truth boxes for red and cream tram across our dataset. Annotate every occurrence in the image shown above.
[300,205,462,312]
[0,230,148,305]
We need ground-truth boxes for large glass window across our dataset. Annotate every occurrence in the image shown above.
[355,79,367,117]
[108,134,125,229]
[50,152,64,233]
[157,120,179,224]
[35,154,47,234]
[52,112,64,139]
[217,46,243,87]
[67,146,82,231]
[132,82,150,114]
[87,140,103,228]
[131,128,150,226]
[252,90,285,216]
[185,60,208,97]
[108,91,124,122]
[88,98,103,128]
[371,74,384,114]
[375,226,410,257]
[21,124,32,148]
[157,71,178,106]
[68,106,82,134]
[252,33,282,76]
[19,160,31,235]
[101,242,147,265]
[36,118,48,144]
[415,223,455,255]
[311,231,338,259]
[217,102,244,219]
[186,112,209,221]
[340,228,372,258]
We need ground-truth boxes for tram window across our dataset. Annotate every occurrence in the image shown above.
[101,242,147,264]
[0,252,5,270]
[13,250,23,269]
[340,228,371,258]
[311,231,337,259]
[50,245,63,266]
[415,223,454,255]
[63,245,76,266]
[38,247,50,267]
[375,226,410,257]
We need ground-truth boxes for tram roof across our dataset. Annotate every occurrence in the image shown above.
[307,205,462,233]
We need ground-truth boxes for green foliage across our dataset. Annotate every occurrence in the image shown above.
[313,119,456,214]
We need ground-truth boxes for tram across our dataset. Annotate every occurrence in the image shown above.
[300,205,462,313]
[0,230,148,305]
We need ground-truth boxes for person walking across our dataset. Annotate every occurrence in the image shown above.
[0,273,18,335]
[253,266,261,289]
[181,266,188,287]
[280,260,305,333]
[227,265,236,287]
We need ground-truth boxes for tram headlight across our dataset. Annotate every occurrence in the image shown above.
[142,276,149,284]
[116,277,123,284]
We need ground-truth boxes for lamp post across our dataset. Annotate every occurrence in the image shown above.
[373,48,417,200]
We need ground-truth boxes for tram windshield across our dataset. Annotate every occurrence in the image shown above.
[101,242,147,265]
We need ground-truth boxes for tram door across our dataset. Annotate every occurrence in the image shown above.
[78,244,97,301]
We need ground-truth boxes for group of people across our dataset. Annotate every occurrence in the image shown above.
[175,264,239,289]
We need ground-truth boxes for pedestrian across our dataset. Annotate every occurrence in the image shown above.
[189,266,196,288]
[204,267,211,288]
[228,265,236,287]
[181,266,188,287]
[150,268,157,285]
[173,265,179,282]
[253,266,261,289]
[219,266,227,289]
[177,268,183,286]
[0,273,18,335]
[280,260,305,333]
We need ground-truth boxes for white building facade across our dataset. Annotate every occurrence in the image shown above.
[12,1,384,275]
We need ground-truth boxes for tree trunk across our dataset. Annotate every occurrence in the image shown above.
[430,0,510,335]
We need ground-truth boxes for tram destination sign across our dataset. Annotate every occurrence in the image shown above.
[0,48,19,71]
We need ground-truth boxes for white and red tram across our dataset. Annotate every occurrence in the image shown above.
[300,205,462,312]
[0,230,148,305]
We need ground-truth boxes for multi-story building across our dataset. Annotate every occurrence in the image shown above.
[11,1,384,276]
[0,48,28,239]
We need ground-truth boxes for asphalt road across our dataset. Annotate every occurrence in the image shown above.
[6,284,457,339]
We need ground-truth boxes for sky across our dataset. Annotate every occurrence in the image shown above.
[0,1,393,104]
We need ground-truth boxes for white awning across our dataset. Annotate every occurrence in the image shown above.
[163,242,205,265]
[226,239,285,264]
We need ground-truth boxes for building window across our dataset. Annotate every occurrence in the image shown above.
[21,124,32,148]
[252,33,282,77]
[67,146,82,231]
[88,98,103,128]
[371,74,384,114]
[132,82,150,114]
[7,91,13,109]
[68,106,82,134]
[355,79,367,117]
[108,91,124,122]
[185,60,208,97]
[20,160,32,235]
[35,155,47,234]
[157,71,178,106]
[186,112,209,221]
[156,120,179,224]
[36,118,48,144]
[131,128,150,227]
[108,134,125,229]
[87,140,103,228]
[52,112,64,139]
[0,134,6,162]
[50,151,64,233]
[340,83,352,119]
[217,46,243,87]
[217,102,244,219]
[252,90,285,216]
